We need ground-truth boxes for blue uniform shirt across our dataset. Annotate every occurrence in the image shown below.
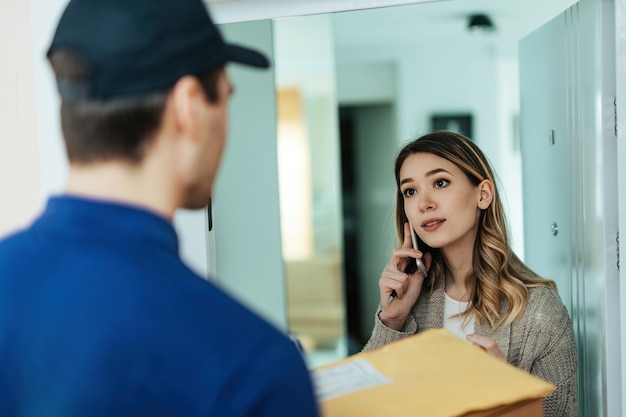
[0,195,320,417]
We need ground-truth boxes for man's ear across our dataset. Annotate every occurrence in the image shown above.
[167,75,207,143]
[477,179,494,210]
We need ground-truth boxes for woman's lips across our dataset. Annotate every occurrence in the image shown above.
[421,219,445,232]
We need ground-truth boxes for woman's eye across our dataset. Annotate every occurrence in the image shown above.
[403,188,416,198]
[434,179,449,188]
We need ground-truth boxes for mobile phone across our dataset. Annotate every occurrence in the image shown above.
[387,222,428,305]
[409,221,428,278]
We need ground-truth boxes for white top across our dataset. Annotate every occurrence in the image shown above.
[443,292,475,342]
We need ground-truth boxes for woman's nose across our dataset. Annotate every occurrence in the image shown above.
[418,192,435,212]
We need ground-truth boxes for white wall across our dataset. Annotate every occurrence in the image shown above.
[0,0,43,238]
[29,0,68,201]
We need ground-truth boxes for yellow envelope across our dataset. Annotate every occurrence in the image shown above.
[312,328,555,417]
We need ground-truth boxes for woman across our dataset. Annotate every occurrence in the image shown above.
[363,131,577,417]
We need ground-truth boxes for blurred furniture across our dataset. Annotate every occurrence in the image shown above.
[285,254,345,350]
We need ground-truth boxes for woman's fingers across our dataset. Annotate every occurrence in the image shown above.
[389,246,423,272]
[466,334,506,361]
[379,269,408,298]
[377,221,427,327]
[402,222,413,248]
[382,233,426,303]
[388,223,416,274]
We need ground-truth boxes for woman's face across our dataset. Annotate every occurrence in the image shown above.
[399,152,485,254]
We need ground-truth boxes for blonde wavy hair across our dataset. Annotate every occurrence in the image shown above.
[394,131,555,329]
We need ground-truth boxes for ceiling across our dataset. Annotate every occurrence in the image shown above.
[332,0,578,50]
[208,0,578,49]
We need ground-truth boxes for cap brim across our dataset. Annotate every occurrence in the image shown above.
[224,43,270,69]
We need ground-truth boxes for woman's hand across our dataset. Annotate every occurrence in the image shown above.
[466,334,506,361]
[378,222,430,331]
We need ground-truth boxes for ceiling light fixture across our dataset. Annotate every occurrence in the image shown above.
[467,13,496,33]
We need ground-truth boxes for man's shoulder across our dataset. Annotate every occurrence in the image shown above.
[0,224,31,244]
[0,226,36,264]
[153,266,291,346]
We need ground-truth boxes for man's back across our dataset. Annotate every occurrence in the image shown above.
[0,196,319,416]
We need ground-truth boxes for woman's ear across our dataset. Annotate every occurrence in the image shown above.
[477,179,494,210]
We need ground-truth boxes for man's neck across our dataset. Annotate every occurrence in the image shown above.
[66,161,177,219]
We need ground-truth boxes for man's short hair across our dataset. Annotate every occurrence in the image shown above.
[49,50,222,164]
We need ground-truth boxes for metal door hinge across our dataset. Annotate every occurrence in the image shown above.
[615,232,619,271]
[614,97,618,137]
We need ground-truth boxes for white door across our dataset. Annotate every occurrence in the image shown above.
[211,21,289,330]
[519,0,620,415]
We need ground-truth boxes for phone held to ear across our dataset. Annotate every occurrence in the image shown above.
[387,222,428,305]
[409,222,429,277]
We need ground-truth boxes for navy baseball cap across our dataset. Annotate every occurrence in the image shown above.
[47,0,270,100]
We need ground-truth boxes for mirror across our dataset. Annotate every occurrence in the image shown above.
[268,0,578,369]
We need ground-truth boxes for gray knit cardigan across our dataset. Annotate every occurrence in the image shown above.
[363,283,578,417]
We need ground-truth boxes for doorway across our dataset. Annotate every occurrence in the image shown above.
[339,103,398,351]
